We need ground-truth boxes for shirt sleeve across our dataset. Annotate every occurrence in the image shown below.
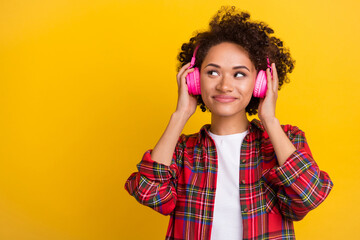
[263,125,334,221]
[124,134,185,216]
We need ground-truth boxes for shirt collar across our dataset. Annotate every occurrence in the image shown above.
[198,118,265,140]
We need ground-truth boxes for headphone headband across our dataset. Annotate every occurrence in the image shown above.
[266,56,273,75]
[189,45,200,68]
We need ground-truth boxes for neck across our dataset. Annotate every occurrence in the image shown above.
[209,111,249,135]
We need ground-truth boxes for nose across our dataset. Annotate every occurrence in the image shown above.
[216,74,233,92]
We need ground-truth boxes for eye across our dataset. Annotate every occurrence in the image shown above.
[235,72,246,78]
[207,70,219,76]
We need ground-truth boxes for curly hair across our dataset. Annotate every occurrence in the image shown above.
[177,6,295,115]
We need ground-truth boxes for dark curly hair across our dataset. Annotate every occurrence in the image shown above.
[177,6,295,115]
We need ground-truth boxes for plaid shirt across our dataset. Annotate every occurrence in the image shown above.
[125,119,333,240]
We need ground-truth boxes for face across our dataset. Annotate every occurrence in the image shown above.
[200,42,257,118]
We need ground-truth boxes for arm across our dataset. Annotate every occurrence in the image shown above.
[259,63,334,221]
[150,111,189,166]
[151,62,197,167]
[124,131,186,215]
[258,63,296,166]
[124,63,198,215]
[262,117,296,167]
[263,126,333,220]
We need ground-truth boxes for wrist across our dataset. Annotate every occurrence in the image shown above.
[262,117,280,132]
[172,111,191,123]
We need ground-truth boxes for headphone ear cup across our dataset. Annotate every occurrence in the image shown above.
[186,67,201,95]
[253,70,268,98]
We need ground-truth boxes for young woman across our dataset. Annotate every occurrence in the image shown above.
[125,6,333,240]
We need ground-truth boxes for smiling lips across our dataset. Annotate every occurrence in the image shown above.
[213,95,237,103]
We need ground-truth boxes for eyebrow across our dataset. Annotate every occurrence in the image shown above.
[205,63,250,72]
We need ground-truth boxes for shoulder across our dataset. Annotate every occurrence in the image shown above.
[177,124,212,149]
[177,132,198,147]
[281,123,306,140]
[250,118,306,140]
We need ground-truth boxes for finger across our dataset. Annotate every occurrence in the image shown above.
[258,98,264,107]
[179,68,195,91]
[181,68,195,85]
[183,67,195,76]
[177,63,192,86]
[271,63,279,92]
[266,67,272,93]
[177,62,192,79]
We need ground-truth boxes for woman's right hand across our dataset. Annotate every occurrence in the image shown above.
[175,62,198,119]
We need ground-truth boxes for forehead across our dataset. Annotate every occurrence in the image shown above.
[202,42,254,69]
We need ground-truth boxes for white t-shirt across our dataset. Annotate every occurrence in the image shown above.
[208,129,248,240]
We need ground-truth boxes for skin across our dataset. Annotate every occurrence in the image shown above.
[151,41,296,167]
[181,42,295,166]
[199,42,256,135]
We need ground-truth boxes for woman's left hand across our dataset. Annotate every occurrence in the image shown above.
[258,63,279,124]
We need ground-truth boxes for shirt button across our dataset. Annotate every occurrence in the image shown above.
[241,159,246,163]
[243,208,248,213]
[241,180,246,184]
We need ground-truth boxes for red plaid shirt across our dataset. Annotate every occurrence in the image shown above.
[125,119,333,240]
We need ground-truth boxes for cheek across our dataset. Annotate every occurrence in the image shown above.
[200,76,213,94]
[237,79,255,94]
[246,76,256,93]
[199,79,215,106]
[200,83,213,103]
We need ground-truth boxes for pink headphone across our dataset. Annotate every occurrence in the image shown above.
[185,44,272,98]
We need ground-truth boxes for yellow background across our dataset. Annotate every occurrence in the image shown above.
[0,0,359,239]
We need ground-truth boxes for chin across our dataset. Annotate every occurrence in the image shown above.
[209,106,246,118]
